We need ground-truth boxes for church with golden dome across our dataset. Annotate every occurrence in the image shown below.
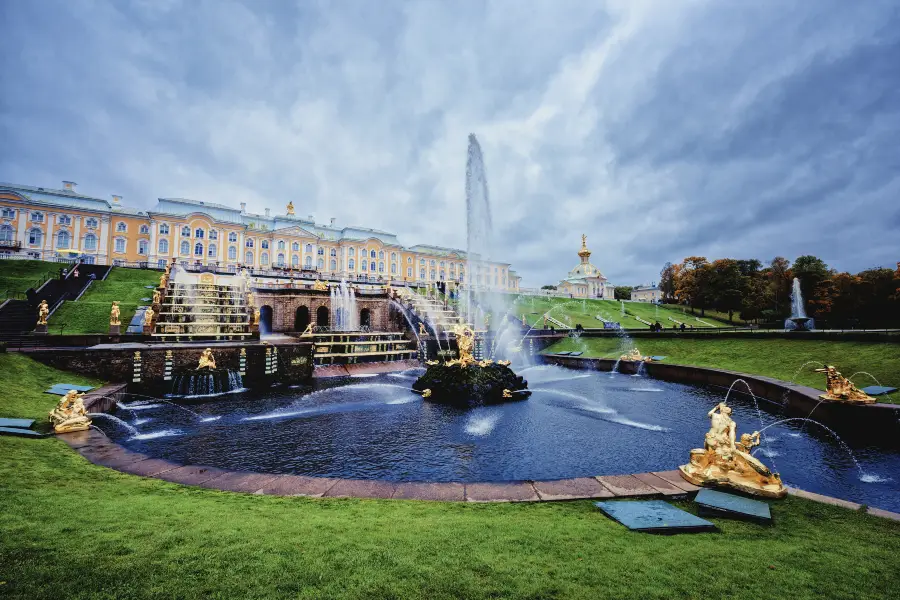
[556,235,615,298]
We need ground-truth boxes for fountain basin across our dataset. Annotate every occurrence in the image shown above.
[411,362,530,406]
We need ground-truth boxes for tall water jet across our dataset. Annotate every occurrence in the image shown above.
[785,277,814,331]
[331,279,358,332]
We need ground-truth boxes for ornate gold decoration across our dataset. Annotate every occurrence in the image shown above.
[421,389,432,398]
[312,278,328,291]
[48,390,91,433]
[37,300,49,325]
[152,290,161,304]
[109,301,121,326]
[620,348,653,362]
[165,350,173,359]
[419,323,428,336]
[425,360,439,366]
[452,324,477,367]
[197,348,216,370]
[578,234,591,259]
[679,401,786,498]
[286,201,295,215]
[301,323,314,336]
[160,272,168,288]
[502,389,513,399]
[478,359,493,367]
[143,306,154,326]
[497,360,511,366]
[815,365,876,404]
[253,307,261,326]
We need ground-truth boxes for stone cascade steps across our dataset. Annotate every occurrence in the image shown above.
[153,280,252,340]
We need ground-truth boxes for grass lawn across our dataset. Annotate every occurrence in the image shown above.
[0,259,61,299]
[508,296,723,330]
[544,337,900,402]
[2,353,900,599]
[49,267,161,334]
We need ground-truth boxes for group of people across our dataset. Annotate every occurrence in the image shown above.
[648,321,694,332]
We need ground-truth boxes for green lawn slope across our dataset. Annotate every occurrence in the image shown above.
[0,259,60,299]
[49,267,161,334]
[1,353,899,599]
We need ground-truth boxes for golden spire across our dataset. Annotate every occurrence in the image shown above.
[578,234,591,261]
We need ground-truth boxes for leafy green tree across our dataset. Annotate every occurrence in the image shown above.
[792,255,831,312]
[614,286,633,300]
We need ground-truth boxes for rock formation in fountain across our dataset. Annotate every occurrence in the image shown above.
[412,324,530,407]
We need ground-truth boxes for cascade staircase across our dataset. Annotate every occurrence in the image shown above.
[395,288,466,333]
[304,331,417,366]
[153,278,252,341]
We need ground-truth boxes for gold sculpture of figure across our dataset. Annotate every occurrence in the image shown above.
[418,322,428,336]
[452,324,477,367]
[159,272,168,288]
[286,201,295,215]
[312,278,328,291]
[620,348,653,362]
[197,348,216,370]
[521,314,527,326]
[679,401,786,498]
[37,300,49,325]
[152,290,161,305]
[502,389,513,399]
[497,360,511,366]
[48,390,91,433]
[301,323,314,336]
[478,359,493,367]
[426,360,439,366]
[143,306,154,326]
[815,365,876,404]
[110,301,121,326]
[421,389,432,398]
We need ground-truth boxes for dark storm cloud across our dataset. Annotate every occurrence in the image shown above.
[1,0,897,287]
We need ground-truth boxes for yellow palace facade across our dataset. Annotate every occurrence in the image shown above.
[0,180,520,291]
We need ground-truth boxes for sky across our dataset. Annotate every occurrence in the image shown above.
[1,0,898,288]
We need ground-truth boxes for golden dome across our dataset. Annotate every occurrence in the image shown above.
[578,234,591,259]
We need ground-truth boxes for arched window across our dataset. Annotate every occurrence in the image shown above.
[378,250,384,260]
[430,269,436,280]
[84,233,97,251]
[209,230,218,240]
[306,244,312,253]
[330,259,336,271]
[370,250,376,259]
[317,257,324,269]
[31,212,44,223]
[114,237,126,253]
[57,229,71,248]
[407,257,412,264]
[406,267,412,277]
[420,269,426,279]
[370,261,376,272]
[228,232,237,242]
[58,215,71,225]
[208,243,217,258]
[292,242,299,252]
[361,261,367,271]
[85,218,98,229]
[261,252,269,265]
[181,226,190,237]
[440,270,445,280]
[277,253,285,266]
[391,252,396,261]
[116,222,127,233]
[391,263,397,274]
[194,242,204,256]
[139,224,150,234]
[261,240,269,249]
[0,224,13,241]
[430,259,436,267]
[138,240,148,255]
[228,246,237,260]
[292,254,299,267]
[348,247,355,256]
[28,228,42,246]
[378,262,384,273]
[277,240,285,250]
[0,208,14,219]
[317,247,324,255]
[245,251,254,264]
[157,239,168,254]
[420,259,425,265]
[180,240,190,255]
[305,256,312,267]
[330,248,336,257]
[348,259,355,270]
[159,223,169,234]
[195,228,205,239]
[245,238,254,248]
[439,261,445,268]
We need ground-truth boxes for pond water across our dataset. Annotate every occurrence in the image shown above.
[102,364,900,511]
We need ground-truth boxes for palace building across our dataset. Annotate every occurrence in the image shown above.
[0,180,521,291]
[556,235,615,298]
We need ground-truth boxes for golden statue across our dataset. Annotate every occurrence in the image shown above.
[286,201,295,216]
[301,323,314,336]
[253,307,261,326]
[197,348,216,370]
[312,278,328,291]
[502,389,513,399]
[452,324,477,367]
[421,389,432,398]
[143,306,154,326]
[478,359,493,367]
[110,301,121,326]
[497,360,511,366]
[152,290,161,305]
[48,390,91,433]
[679,401,786,498]
[426,360,439,366]
[521,314,527,326]
[815,365,876,404]
[37,300,49,325]
[620,348,652,362]
[418,322,428,336]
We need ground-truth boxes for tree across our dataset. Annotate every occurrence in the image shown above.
[675,257,712,315]
[792,255,831,313]
[765,256,792,318]
[659,262,677,302]
[540,285,557,290]
[709,259,744,322]
[614,286,633,300]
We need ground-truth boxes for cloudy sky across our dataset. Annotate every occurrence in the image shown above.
[1,0,898,287]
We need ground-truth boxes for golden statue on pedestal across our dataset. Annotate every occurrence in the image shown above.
[502,389,513,399]
[143,306,154,326]
[312,278,328,291]
[301,323,314,336]
[160,272,168,288]
[497,360,511,366]
[620,348,653,362]
[197,348,216,370]
[286,201,295,216]
[679,401,786,498]
[152,290,161,304]
[452,324,477,367]
[37,300,49,325]
[110,301,121,326]
[815,365,876,404]
[48,390,91,433]
[418,322,428,337]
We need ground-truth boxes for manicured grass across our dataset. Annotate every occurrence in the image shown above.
[0,259,60,299]
[509,296,722,330]
[1,353,899,599]
[544,337,900,402]
[49,267,161,334]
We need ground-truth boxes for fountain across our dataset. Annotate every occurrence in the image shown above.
[169,348,245,397]
[330,279,359,332]
[679,400,786,498]
[815,365,876,404]
[785,277,814,331]
[412,324,530,406]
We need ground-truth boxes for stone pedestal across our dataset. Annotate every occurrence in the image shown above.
[109,324,121,336]
[34,324,48,335]
[143,325,152,335]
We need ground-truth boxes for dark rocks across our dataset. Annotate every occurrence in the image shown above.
[411,362,530,407]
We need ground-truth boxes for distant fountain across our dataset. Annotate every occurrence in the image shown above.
[331,279,358,332]
[169,349,245,397]
[785,277,814,331]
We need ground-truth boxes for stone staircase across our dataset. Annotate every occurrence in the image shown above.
[394,288,465,333]
[153,277,252,341]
